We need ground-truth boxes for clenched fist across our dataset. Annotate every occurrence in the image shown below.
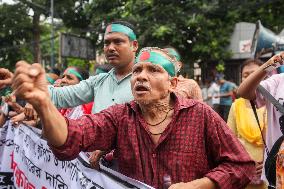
[263,52,284,72]
[12,61,49,109]
[0,68,13,89]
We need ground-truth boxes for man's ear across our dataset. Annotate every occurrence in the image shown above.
[169,77,178,92]
[131,40,139,52]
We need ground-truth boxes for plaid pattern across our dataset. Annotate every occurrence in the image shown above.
[50,95,254,189]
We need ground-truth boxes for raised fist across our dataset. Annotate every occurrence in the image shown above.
[12,61,49,108]
[264,52,284,72]
[0,68,14,89]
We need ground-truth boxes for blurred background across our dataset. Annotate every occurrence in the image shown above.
[0,0,283,84]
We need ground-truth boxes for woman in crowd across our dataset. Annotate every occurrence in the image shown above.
[227,58,267,189]
[238,52,284,188]
[57,66,93,118]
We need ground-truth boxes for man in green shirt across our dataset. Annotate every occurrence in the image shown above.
[0,20,138,113]
[49,21,138,113]
[0,20,139,168]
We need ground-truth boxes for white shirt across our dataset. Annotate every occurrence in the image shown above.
[208,82,220,106]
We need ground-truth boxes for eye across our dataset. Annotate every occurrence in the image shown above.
[104,40,110,46]
[66,75,73,80]
[132,68,140,74]
[115,40,123,45]
[150,67,159,73]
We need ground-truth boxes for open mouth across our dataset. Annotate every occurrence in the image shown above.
[134,85,150,94]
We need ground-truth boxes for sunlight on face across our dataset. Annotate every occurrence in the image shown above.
[241,63,260,82]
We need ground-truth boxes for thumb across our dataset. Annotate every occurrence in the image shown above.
[29,63,45,77]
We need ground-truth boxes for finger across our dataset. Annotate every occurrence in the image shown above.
[6,101,24,113]
[12,73,34,92]
[14,61,33,77]
[14,62,43,80]
[13,82,34,100]
[22,120,37,127]
[0,68,13,86]
[11,112,25,123]
[30,63,45,77]
[8,111,18,117]
[24,108,36,120]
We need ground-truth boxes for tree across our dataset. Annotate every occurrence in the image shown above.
[84,0,284,74]
[0,3,33,70]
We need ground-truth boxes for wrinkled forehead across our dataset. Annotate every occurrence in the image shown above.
[135,48,176,76]
[133,61,165,70]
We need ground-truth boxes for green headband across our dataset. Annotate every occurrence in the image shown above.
[165,48,181,61]
[46,75,55,84]
[66,68,83,81]
[105,24,137,41]
[136,49,176,77]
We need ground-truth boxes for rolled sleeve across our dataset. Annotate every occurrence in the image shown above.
[205,108,255,189]
[48,75,103,108]
[50,106,119,161]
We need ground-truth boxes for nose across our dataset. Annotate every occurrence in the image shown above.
[136,69,148,82]
[107,42,116,52]
[61,76,67,84]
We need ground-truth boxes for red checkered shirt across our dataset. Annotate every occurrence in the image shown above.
[50,95,255,189]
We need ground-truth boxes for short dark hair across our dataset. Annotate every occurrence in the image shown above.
[49,68,61,76]
[241,58,263,73]
[108,20,137,40]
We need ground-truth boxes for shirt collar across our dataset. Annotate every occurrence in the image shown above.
[128,93,197,113]
[109,68,132,83]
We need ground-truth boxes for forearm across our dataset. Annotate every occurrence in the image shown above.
[237,62,268,100]
[48,79,94,109]
[35,99,68,147]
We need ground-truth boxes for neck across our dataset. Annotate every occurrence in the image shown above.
[139,95,173,120]
[115,60,134,80]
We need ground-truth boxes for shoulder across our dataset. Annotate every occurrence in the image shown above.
[179,97,210,113]
[87,73,109,83]
[260,73,284,90]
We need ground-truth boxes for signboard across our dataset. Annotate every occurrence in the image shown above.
[239,40,252,53]
[60,33,95,60]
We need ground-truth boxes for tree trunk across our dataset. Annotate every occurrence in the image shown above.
[33,11,41,63]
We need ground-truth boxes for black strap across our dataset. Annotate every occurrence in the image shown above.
[257,85,284,114]
[250,100,269,155]
[254,85,284,188]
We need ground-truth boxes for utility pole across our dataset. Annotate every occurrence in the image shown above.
[50,0,55,68]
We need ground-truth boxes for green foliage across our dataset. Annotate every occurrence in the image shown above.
[216,61,225,73]
[1,0,284,72]
[66,57,86,68]
[84,0,284,69]
[0,3,33,70]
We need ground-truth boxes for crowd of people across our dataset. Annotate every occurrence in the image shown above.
[1,20,284,189]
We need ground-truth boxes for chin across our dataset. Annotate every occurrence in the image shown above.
[134,96,154,105]
[108,60,120,66]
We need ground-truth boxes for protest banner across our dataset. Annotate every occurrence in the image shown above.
[0,123,154,189]
[0,121,16,188]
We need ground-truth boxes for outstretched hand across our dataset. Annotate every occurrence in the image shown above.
[264,52,284,72]
[0,68,13,89]
[12,61,49,109]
